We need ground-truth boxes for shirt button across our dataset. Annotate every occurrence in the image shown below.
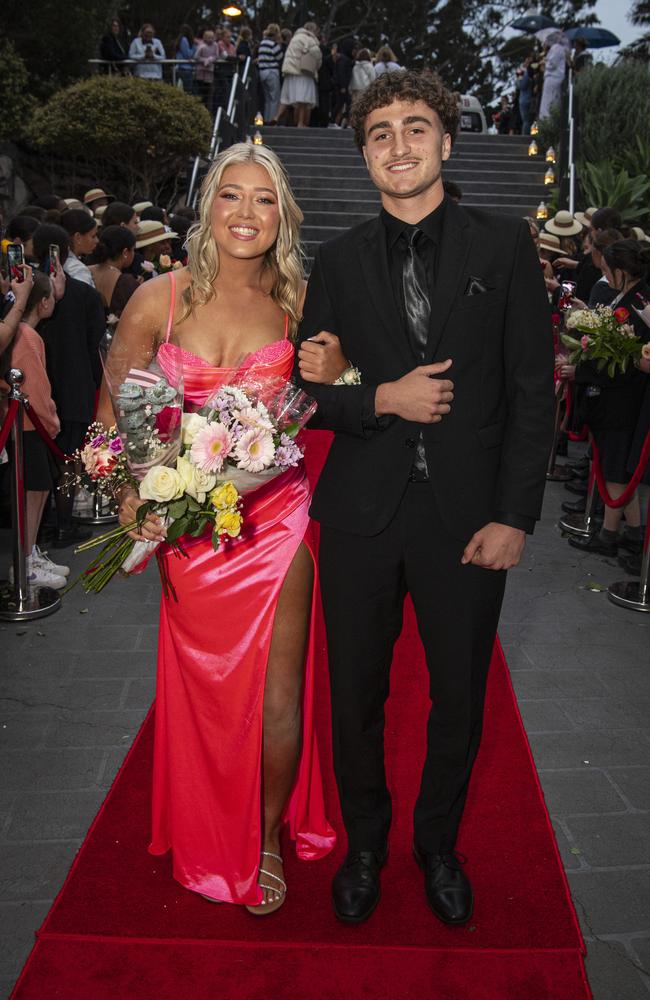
[405,438,416,448]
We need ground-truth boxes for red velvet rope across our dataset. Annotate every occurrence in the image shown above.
[0,400,19,453]
[23,403,73,463]
[591,429,650,509]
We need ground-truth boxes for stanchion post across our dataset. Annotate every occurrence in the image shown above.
[546,384,572,482]
[608,497,650,613]
[558,460,599,537]
[0,370,61,621]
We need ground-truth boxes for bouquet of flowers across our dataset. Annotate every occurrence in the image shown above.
[561,304,643,377]
[70,364,316,597]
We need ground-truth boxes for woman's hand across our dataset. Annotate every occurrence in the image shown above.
[118,486,166,542]
[298,331,349,383]
[51,264,66,302]
[558,363,576,381]
[11,264,34,309]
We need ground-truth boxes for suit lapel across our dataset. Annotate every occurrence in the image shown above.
[358,219,412,360]
[425,199,472,361]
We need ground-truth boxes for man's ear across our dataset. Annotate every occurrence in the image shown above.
[361,142,368,168]
[442,133,452,163]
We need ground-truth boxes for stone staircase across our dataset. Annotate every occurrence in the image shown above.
[255,126,547,268]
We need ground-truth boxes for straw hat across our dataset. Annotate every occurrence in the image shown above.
[62,197,87,212]
[133,200,154,215]
[630,226,650,243]
[545,210,582,237]
[84,187,114,206]
[538,232,562,255]
[135,220,178,249]
[94,204,108,220]
[574,206,597,229]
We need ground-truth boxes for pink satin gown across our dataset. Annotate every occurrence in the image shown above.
[148,273,336,905]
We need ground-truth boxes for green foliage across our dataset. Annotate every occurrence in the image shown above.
[536,104,563,158]
[578,161,650,222]
[575,61,650,166]
[0,41,37,141]
[4,0,114,99]
[26,76,212,203]
[616,135,650,180]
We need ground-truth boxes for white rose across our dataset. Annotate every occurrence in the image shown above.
[176,454,216,503]
[139,465,185,503]
[181,411,209,446]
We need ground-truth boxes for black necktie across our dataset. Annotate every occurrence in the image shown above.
[402,227,431,480]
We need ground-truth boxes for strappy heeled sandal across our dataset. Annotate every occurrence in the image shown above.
[245,851,287,916]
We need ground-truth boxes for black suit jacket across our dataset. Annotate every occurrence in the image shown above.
[295,197,555,541]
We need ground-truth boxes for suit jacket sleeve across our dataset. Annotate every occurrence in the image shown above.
[295,247,380,438]
[495,219,555,527]
[85,285,107,389]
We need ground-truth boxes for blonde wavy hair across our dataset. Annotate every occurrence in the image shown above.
[182,143,304,336]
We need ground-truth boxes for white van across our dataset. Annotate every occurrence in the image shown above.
[458,95,487,133]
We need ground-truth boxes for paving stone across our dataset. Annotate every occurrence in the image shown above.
[564,814,650,868]
[6,790,105,841]
[567,871,650,935]
[0,795,16,836]
[19,624,142,652]
[99,747,131,789]
[561,697,650,731]
[122,677,156,709]
[529,731,650,769]
[516,699,576,733]
[583,938,649,1000]
[0,678,126,715]
[551,820,584,871]
[44,709,147,749]
[511,670,608,700]
[0,716,51,749]
[0,748,105,792]
[0,900,52,978]
[137,626,160,651]
[628,938,650,983]
[538,769,627,817]
[518,643,648,672]
[68,649,157,679]
[0,841,80,901]
[499,623,650,652]
[606,768,650,812]
[0,654,72,682]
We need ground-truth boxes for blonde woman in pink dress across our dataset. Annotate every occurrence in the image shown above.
[97,144,347,913]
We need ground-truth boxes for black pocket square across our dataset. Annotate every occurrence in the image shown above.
[464,276,494,296]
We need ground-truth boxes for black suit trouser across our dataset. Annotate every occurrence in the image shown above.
[319,481,506,854]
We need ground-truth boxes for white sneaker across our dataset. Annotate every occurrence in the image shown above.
[9,559,67,590]
[32,546,70,577]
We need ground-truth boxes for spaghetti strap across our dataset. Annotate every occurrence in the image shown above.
[165,272,176,343]
[283,314,289,340]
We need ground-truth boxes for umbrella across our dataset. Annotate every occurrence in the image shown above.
[536,27,564,44]
[564,26,621,48]
[511,14,558,32]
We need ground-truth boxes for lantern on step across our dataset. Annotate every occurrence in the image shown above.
[544,166,555,185]
[545,145,556,163]
[254,111,264,126]
[528,139,538,156]
[536,201,548,221]
[253,130,263,145]
[530,120,539,136]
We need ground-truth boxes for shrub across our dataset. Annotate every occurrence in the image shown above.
[0,41,37,141]
[27,75,212,203]
[579,161,650,223]
[575,61,650,166]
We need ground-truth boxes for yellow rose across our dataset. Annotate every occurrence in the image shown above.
[176,454,216,503]
[139,465,184,503]
[216,509,243,537]
[209,481,240,510]
[173,260,183,270]
[158,253,171,269]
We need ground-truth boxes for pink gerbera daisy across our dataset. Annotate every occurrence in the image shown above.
[190,423,234,473]
[234,428,275,473]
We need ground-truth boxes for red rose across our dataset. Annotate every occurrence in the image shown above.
[614,307,629,323]
[93,452,117,479]
[551,312,562,327]
[155,406,181,442]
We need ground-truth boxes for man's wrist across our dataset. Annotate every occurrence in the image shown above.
[374,381,394,417]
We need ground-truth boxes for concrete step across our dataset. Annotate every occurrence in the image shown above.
[283,162,545,181]
[273,149,541,168]
[265,138,537,159]
[259,126,530,145]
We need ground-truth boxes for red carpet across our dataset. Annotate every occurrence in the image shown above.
[12,433,591,999]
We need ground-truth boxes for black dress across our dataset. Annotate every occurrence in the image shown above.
[576,281,650,482]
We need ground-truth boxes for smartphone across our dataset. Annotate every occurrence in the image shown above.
[635,291,648,308]
[561,281,576,299]
[6,243,25,282]
[49,244,61,276]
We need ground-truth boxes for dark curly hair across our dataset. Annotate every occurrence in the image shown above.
[350,70,460,153]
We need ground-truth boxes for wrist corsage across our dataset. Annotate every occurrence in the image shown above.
[334,364,362,386]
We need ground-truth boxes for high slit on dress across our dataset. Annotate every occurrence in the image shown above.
[148,273,336,905]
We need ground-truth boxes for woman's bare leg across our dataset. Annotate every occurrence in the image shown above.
[603,483,640,532]
[26,491,48,552]
[256,542,313,905]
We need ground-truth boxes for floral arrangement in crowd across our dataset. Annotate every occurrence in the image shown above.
[561,304,645,377]
[140,255,183,280]
[70,367,315,597]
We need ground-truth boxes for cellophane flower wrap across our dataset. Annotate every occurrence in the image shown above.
[71,353,316,598]
[561,305,643,377]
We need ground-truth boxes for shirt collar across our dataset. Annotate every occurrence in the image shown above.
[381,196,447,249]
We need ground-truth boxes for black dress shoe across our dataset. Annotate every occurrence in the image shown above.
[619,552,641,576]
[413,844,473,924]
[564,479,588,496]
[52,524,94,548]
[332,846,388,924]
[561,496,586,514]
[619,534,643,555]
[569,464,589,481]
[568,533,618,557]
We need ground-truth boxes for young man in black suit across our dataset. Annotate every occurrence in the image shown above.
[296,71,554,925]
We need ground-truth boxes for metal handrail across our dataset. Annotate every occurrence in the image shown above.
[567,68,576,214]
[186,56,253,208]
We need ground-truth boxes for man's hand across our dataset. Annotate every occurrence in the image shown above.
[461,522,525,570]
[11,264,34,309]
[51,264,66,302]
[298,331,348,383]
[375,359,454,423]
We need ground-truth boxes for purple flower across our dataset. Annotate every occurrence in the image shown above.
[108,437,124,455]
[90,434,107,449]
[275,435,303,468]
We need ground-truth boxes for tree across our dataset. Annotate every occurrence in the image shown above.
[619,0,650,61]
[0,41,36,142]
[26,76,212,203]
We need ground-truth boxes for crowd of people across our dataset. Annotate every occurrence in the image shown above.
[527,205,650,574]
[0,191,195,589]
